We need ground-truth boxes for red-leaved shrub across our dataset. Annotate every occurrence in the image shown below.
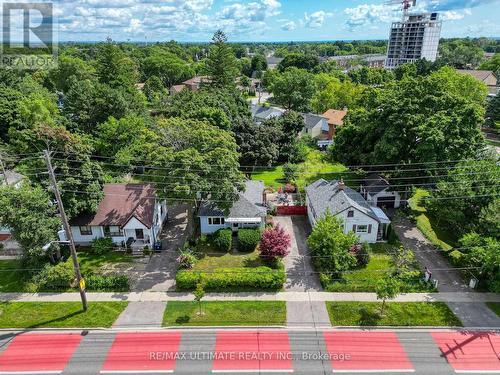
[259,224,291,261]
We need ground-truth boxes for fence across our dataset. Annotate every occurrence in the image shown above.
[276,205,307,216]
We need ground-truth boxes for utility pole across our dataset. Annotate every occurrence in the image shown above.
[44,150,88,311]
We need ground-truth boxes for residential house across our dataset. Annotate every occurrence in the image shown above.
[456,69,498,96]
[169,76,211,95]
[322,109,348,139]
[250,104,285,124]
[0,171,26,245]
[360,173,401,209]
[266,56,284,70]
[302,113,329,139]
[305,179,391,243]
[199,180,266,234]
[68,184,168,249]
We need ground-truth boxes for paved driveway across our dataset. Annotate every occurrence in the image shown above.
[133,204,193,292]
[274,216,322,292]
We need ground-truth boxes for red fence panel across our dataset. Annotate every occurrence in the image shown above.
[276,205,307,216]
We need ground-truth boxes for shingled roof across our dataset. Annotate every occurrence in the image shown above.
[322,109,348,126]
[199,180,266,219]
[362,173,391,195]
[305,179,379,222]
[69,184,157,228]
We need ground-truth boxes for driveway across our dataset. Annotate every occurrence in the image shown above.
[392,215,500,328]
[133,204,193,292]
[274,216,322,292]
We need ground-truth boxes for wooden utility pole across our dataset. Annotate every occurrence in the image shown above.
[44,150,88,311]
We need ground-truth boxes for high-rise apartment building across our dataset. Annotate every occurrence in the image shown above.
[385,12,442,69]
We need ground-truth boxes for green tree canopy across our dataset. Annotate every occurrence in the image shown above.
[270,67,316,111]
[203,30,239,88]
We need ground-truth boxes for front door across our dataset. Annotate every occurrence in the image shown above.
[232,223,239,232]
[135,229,144,240]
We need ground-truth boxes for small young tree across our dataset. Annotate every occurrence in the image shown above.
[283,163,299,183]
[375,275,401,315]
[193,281,206,316]
[259,224,291,262]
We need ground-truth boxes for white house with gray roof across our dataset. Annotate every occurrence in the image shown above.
[250,104,285,124]
[305,179,391,243]
[301,113,329,139]
[360,173,401,209]
[198,180,267,234]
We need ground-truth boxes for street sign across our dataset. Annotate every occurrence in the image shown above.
[79,278,86,291]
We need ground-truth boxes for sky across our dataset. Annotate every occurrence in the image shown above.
[4,0,500,42]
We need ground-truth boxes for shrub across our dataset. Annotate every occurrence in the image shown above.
[211,229,232,252]
[259,224,291,262]
[176,265,285,291]
[35,260,74,290]
[89,237,114,255]
[448,250,464,266]
[283,163,299,183]
[350,243,370,267]
[177,252,197,269]
[386,224,399,245]
[85,275,129,291]
[238,229,261,252]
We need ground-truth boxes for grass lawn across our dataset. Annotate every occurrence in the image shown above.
[487,303,500,317]
[163,301,286,326]
[0,251,133,293]
[192,247,266,271]
[77,251,134,275]
[408,189,456,250]
[0,301,128,328]
[251,149,347,189]
[323,243,433,293]
[327,302,462,327]
[0,260,37,292]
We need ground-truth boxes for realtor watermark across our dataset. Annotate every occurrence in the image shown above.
[1,2,57,69]
[150,351,352,362]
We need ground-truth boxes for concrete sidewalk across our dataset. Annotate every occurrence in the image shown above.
[2,291,500,303]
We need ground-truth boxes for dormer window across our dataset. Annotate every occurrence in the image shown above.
[347,210,354,218]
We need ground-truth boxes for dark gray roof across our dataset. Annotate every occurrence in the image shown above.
[250,104,284,121]
[303,113,327,130]
[266,56,284,65]
[199,180,266,219]
[305,179,379,222]
[362,173,390,195]
[0,170,25,186]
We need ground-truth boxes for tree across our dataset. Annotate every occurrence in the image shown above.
[278,53,319,72]
[95,41,138,89]
[307,212,358,275]
[426,159,500,237]
[259,224,291,262]
[486,93,500,126]
[348,67,394,85]
[330,67,487,168]
[375,275,401,315]
[271,67,316,111]
[142,50,194,87]
[283,163,299,183]
[280,110,305,136]
[233,117,281,168]
[143,75,168,104]
[251,54,268,75]
[438,40,484,68]
[149,117,245,212]
[479,53,500,76]
[311,74,364,113]
[0,185,60,265]
[48,55,96,92]
[194,281,206,316]
[203,30,239,88]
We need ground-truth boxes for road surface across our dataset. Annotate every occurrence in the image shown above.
[1,328,499,374]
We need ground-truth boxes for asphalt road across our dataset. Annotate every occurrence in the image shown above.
[1,328,499,374]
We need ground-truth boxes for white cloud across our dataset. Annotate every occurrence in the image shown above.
[281,21,296,31]
[304,10,333,29]
[344,4,397,29]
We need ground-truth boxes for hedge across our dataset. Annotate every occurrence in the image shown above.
[176,265,285,291]
[85,275,130,292]
[211,229,232,252]
[237,229,261,252]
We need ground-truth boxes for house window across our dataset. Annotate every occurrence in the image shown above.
[208,217,224,225]
[347,210,354,218]
[356,225,368,233]
[104,225,123,237]
[79,226,92,236]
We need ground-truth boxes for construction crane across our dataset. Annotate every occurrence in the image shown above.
[386,0,417,19]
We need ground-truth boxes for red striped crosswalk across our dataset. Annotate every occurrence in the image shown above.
[323,331,414,373]
[432,331,500,374]
[100,332,182,373]
[0,333,82,374]
[212,331,293,373]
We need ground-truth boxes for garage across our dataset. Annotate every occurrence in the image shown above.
[376,196,396,209]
